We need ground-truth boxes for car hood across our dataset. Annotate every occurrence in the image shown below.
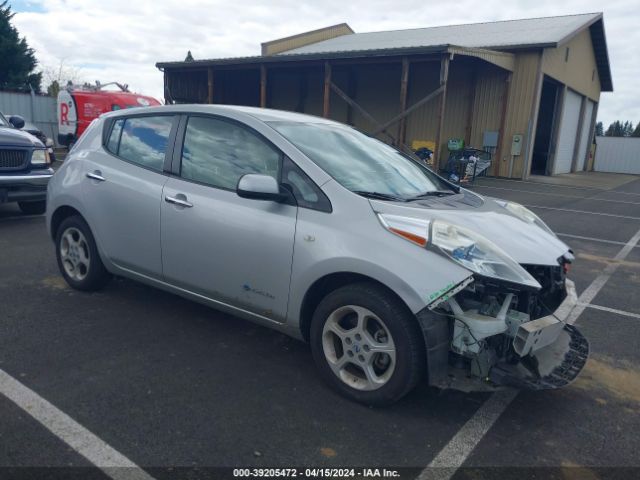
[369,191,571,266]
[0,127,44,147]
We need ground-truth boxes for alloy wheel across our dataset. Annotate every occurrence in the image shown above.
[321,305,396,391]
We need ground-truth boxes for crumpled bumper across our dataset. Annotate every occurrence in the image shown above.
[489,279,590,390]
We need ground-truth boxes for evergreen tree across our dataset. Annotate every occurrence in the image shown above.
[0,1,42,92]
[632,123,640,137]
[623,121,634,137]
[595,121,604,136]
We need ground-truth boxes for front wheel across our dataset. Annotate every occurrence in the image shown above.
[310,282,425,406]
[55,215,111,291]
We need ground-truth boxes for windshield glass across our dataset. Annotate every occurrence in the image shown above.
[0,112,9,127]
[270,121,452,198]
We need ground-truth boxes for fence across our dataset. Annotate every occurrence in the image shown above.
[0,90,59,146]
[593,136,640,175]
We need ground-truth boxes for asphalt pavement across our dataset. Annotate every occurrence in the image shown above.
[0,173,639,479]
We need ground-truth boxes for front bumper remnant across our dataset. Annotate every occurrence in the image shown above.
[490,324,589,389]
[489,279,589,390]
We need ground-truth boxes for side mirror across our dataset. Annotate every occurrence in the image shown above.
[9,115,25,129]
[237,174,285,202]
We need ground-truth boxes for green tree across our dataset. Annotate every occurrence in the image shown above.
[595,121,604,136]
[0,1,42,92]
[605,121,622,136]
[632,123,640,137]
[46,79,60,97]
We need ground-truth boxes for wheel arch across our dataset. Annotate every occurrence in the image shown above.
[50,205,83,240]
[298,272,416,343]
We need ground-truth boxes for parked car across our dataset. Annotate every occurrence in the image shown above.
[46,105,588,406]
[0,111,53,215]
[9,117,56,162]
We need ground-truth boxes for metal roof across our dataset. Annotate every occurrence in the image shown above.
[156,13,612,91]
[281,13,602,54]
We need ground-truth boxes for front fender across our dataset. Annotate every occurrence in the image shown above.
[287,204,473,328]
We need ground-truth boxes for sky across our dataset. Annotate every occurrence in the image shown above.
[9,0,639,128]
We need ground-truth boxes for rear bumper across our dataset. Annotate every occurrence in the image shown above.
[0,169,54,203]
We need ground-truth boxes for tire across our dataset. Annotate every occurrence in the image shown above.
[310,282,425,406]
[55,215,111,291]
[18,200,46,215]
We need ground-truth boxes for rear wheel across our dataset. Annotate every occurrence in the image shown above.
[55,215,111,291]
[310,282,425,406]
[18,200,46,215]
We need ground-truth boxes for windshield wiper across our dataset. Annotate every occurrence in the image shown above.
[408,190,458,201]
[353,191,407,202]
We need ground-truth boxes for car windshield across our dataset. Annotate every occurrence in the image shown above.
[270,121,454,199]
[0,112,9,127]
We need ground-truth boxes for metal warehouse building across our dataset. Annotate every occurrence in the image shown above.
[156,13,612,179]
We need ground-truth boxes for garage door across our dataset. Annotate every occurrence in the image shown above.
[553,89,582,174]
[575,100,595,171]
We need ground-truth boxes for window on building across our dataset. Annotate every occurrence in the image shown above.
[565,47,570,62]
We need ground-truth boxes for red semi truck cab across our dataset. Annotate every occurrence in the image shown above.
[57,83,161,147]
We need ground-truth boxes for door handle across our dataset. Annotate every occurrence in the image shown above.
[165,195,193,208]
[86,171,105,182]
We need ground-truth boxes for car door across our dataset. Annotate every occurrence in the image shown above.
[81,114,177,279]
[161,115,297,322]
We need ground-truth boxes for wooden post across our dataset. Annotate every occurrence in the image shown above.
[207,68,214,104]
[433,55,450,171]
[398,57,410,146]
[346,67,356,125]
[323,62,332,118]
[260,65,267,108]
[163,71,173,104]
[495,72,512,176]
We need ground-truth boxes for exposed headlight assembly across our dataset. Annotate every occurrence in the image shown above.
[377,213,541,290]
[430,220,541,289]
[30,148,49,165]
[498,200,555,236]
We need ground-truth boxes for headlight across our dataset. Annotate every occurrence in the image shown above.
[430,220,541,289]
[30,148,49,165]
[377,213,429,247]
[498,201,555,236]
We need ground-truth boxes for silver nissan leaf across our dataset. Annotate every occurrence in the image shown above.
[46,105,588,406]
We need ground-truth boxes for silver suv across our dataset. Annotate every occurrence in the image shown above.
[46,105,588,406]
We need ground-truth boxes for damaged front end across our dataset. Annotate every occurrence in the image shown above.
[420,260,589,392]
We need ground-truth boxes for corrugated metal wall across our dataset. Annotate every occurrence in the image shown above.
[594,137,640,175]
[403,61,440,145]
[0,91,59,145]
[469,66,506,149]
[496,51,541,178]
[543,29,601,102]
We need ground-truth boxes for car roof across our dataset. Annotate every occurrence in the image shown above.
[101,104,342,126]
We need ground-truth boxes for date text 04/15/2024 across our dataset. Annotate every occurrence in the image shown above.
[233,468,401,478]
